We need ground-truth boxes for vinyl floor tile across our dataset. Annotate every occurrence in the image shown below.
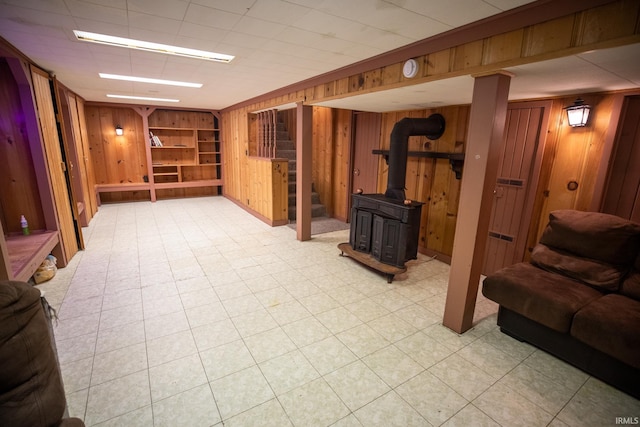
[46,197,638,427]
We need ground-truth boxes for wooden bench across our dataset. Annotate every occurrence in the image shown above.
[94,183,152,205]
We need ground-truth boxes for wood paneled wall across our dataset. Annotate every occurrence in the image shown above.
[85,105,150,202]
[528,92,622,249]
[377,106,469,260]
[311,107,352,220]
[246,158,288,225]
[0,58,45,233]
[331,109,353,221]
[221,106,250,205]
[30,66,78,265]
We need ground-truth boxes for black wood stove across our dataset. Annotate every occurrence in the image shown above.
[347,114,445,269]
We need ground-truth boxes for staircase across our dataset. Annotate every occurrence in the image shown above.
[274,121,327,221]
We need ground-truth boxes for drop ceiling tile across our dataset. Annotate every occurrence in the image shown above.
[274,27,359,56]
[127,11,182,35]
[64,0,128,26]
[387,0,501,27]
[292,9,369,40]
[72,18,130,38]
[177,22,228,45]
[246,0,312,25]
[192,0,256,15]
[127,0,188,19]
[357,7,452,40]
[184,3,242,31]
[222,31,272,50]
[231,16,287,38]
[1,0,67,14]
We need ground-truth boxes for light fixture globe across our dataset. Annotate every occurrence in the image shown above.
[115,125,124,136]
[564,98,591,127]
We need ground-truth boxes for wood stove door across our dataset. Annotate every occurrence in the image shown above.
[372,215,407,267]
[350,209,373,253]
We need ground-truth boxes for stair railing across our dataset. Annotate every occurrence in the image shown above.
[257,109,278,158]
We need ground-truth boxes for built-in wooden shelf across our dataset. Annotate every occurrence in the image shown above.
[373,149,465,179]
[94,183,152,205]
[5,230,59,282]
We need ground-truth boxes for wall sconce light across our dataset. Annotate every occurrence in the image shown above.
[115,125,124,136]
[564,98,591,127]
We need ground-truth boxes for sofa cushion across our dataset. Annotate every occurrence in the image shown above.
[621,272,640,301]
[571,294,640,369]
[620,254,640,301]
[539,210,640,266]
[531,244,625,291]
[0,281,67,427]
[482,262,604,333]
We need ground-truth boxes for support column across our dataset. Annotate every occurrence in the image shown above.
[443,71,512,333]
[296,102,312,241]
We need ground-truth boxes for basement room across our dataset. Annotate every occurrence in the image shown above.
[0,1,639,426]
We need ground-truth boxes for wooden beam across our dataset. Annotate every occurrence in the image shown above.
[296,103,313,241]
[443,72,512,334]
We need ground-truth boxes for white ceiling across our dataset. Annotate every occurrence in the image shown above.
[0,0,638,112]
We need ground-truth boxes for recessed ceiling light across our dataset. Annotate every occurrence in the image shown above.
[107,94,180,103]
[99,73,202,88]
[74,30,234,63]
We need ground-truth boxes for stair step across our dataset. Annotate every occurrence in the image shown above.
[276,140,296,151]
[288,204,327,220]
[288,192,322,205]
[276,149,296,160]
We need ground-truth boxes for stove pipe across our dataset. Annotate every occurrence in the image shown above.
[384,114,446,201]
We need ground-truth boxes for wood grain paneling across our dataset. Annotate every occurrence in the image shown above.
[534,93,617,242]
[600,95,640,222]
[86,105,148,185]
[376,106,469,260]
[0,58,45,233]
[312,107,333,214]
[332,109,352,221]
[30,66,78,265]
[76,98,98,216]
[245,157,288,224]
[221,106,250,205]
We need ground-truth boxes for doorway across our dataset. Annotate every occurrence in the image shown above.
[351,112,382,197]
[482,101,551,276]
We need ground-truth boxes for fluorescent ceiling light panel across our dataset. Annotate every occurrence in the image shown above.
[74,30,234,63]
[107,94,180,103]
[99,73,202,88]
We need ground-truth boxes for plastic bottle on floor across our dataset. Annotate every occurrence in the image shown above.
[20,215,30,235]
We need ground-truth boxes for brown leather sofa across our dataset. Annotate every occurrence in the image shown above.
[482,210,640,399]
[0,280,85,427]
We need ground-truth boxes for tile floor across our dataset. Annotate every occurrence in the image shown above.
[38,196,639,426]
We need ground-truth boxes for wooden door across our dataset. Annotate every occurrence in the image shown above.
[352,112,381,195]
[601,95,640,222]
[482,101,550,275]
[55,82,93,228]
[31,66,81,263]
